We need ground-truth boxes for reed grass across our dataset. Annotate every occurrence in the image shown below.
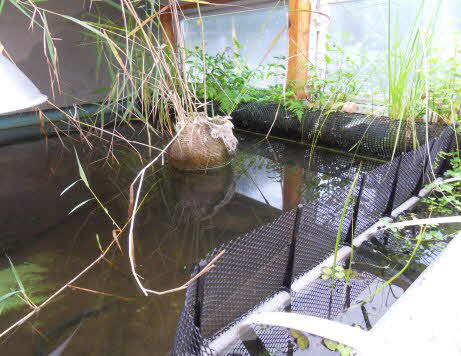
[386,0,440,155]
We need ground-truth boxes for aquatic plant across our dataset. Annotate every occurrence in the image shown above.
[323,338,353,356]
[330,168,361,288]
[0,257,49,315]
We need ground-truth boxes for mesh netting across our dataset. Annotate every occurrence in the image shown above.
[231,103,448,159]
[171,125,458,355]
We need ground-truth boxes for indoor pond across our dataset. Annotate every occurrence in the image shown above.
[0,129,450,355]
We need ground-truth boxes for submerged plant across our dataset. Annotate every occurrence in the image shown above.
[322,338,353,356]
[289,329,309,350]
[0,257,49,315]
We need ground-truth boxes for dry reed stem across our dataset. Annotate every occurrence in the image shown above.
[68,285,133,302]
[127,123,187,295]
[144,249,225,295]
[0,233,119,339]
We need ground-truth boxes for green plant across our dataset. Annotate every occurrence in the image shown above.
[322,338,353,356]
[186,42,261,115]
[0,256,49,315]
[426,41,461,121]
[186,44,307,119]
[385,0,442,131]
[320,265,358,282]
[290,329,310,350]
[330,168,361,288]
[425,153,461,214]
[305,35,363,112]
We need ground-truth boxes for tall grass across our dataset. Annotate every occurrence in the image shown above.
[3,0,201,137]
[386,0,440,153]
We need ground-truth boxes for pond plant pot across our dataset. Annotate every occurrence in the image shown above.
[168,113,238,170]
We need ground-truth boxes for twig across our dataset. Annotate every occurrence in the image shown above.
[127,124,186,295]
[68,285,133,302]
[144,250,225,295]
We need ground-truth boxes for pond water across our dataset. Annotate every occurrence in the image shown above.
[0,129,438,355]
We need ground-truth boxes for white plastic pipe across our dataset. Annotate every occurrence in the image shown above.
[239,312,369,351]
[0,53,47,115]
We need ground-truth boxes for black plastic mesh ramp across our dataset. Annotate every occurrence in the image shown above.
[171,126,457,355]
[172,266,213,355]
[199,210,296,339]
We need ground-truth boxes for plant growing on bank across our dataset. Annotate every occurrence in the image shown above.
[426,43,461,122]
[385,0,442,127]
[305,34,363,112]
[186,44,306,119]
[424,152,461,214]
[186,37,363,121]
[3,0,197,135]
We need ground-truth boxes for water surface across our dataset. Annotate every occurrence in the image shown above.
[0,129,381,355]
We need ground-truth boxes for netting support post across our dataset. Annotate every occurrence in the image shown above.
[438,129,456,176]
[344,175,365,245]
[282,204,303,291]
[413,140,434,196]
[383,155,403,217]
[193,260,206,332]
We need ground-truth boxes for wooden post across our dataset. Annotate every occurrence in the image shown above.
[160,13,176,47]
[287,0,311,99]
[282,166,304,211]
[282,1,311,212]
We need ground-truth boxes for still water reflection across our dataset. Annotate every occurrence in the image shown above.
[0,130,377,355]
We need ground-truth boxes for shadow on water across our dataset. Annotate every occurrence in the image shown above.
[0,128,379,355]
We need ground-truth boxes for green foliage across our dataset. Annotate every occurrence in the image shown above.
[186,38,364,121]
[425,153,461,215]
[426,43,461,120]
[186,43,259,114]
[305,35,363,112]
[320,266,358,282]
[186,44,307,119]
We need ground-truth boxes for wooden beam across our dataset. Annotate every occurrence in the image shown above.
[287,0,311,99]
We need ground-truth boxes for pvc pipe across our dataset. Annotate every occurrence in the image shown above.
[239,312,369,351]
[205,291,291,355]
